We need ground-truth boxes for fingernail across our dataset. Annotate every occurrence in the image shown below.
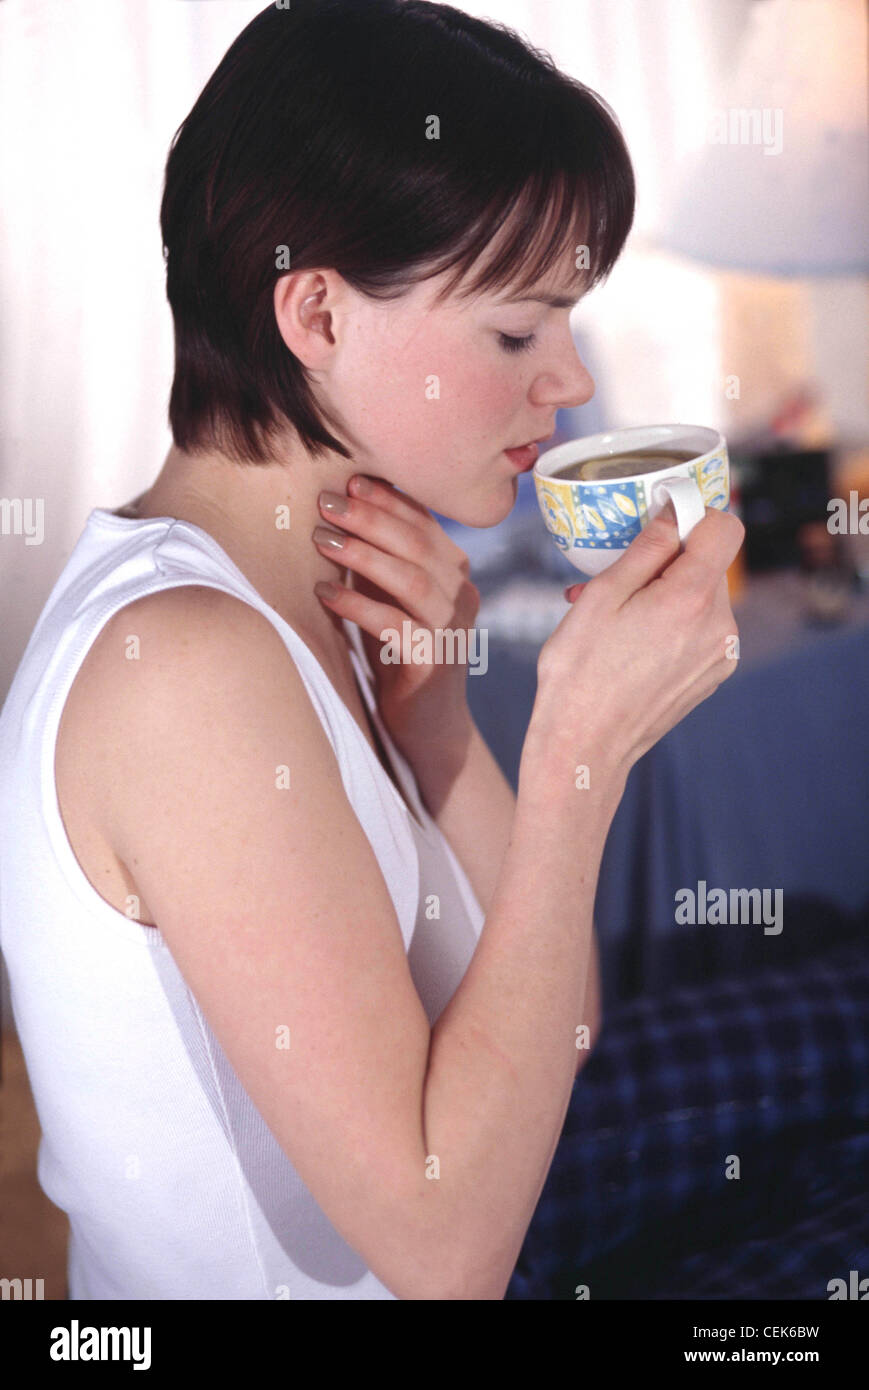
[351,476,372,497]
[312,525,345,550]
[319,491,348,514]
[315,580,338,600]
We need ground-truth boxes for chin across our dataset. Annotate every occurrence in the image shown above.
[437,488,517,530]
[408,464,519,529]
[479,475,522,527]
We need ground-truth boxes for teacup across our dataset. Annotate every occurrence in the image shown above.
[532,423,730,576]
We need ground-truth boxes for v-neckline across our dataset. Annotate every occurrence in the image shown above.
[342,628,429,834]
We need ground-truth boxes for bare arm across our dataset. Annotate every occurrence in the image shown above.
[411,718,603,1073]
[408,719,515,918]
[419,743,624,1297]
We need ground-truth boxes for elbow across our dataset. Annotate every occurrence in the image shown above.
[436,1269,513,1301]
[380,1252,506,1302]
[423,1255,513,1301]
[423,1217,523,1301]
[381,1198,516,1301]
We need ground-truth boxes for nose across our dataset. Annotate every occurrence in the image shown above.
[532,335,595,412]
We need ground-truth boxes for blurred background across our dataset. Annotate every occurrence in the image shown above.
[1,0,867,1297]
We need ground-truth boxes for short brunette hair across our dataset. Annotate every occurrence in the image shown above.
[161,0,635,463]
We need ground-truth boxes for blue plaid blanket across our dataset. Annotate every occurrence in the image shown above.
[506,939,869,1299]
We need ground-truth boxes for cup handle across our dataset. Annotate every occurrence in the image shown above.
[651,475,706,548]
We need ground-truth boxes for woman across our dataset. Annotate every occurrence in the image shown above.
[0,0,745,1298]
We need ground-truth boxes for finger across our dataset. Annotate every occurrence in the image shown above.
[564,582,589,602]
[318,492,432,571]
[588,506,684,609]
[656,507,745,601]
[317,487,468,613]
[349,475,432,528]
[348,475,470,575]
[313,526,452,629]
[313,578,431,659]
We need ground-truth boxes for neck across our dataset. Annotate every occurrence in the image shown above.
[125,436,359,662]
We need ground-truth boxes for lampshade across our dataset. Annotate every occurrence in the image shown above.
[662,0,868,275]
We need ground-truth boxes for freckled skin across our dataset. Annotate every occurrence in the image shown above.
[321,264,594,529]
[121,251,595,659]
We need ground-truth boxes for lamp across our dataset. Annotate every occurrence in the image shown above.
[662,0,868,277]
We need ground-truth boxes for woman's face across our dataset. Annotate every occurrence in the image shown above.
[319,255,596,527]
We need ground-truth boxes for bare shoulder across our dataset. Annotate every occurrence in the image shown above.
[61,585,269,754]
[77,583,287,702]
[60,584,320,856]
[92,583,270,659]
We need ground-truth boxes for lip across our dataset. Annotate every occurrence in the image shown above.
[504,432,554,472]
[511,432,555,449]
[504,444,538,471]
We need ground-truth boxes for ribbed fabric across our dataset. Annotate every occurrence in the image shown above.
[0,508,484,1299]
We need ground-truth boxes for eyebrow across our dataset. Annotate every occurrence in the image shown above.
[494,292,581,309]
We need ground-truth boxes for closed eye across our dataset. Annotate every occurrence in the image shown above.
[498,332,537,354]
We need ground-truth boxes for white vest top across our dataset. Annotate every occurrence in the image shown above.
[0,507,485,1299]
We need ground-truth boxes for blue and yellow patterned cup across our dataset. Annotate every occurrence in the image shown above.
[533,423,730,577]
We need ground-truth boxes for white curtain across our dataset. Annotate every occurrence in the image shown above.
[0,1,266,686]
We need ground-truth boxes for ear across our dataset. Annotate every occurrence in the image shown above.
[273,270,344,367]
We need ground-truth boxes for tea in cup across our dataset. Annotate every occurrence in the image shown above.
[532,423,730,576]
